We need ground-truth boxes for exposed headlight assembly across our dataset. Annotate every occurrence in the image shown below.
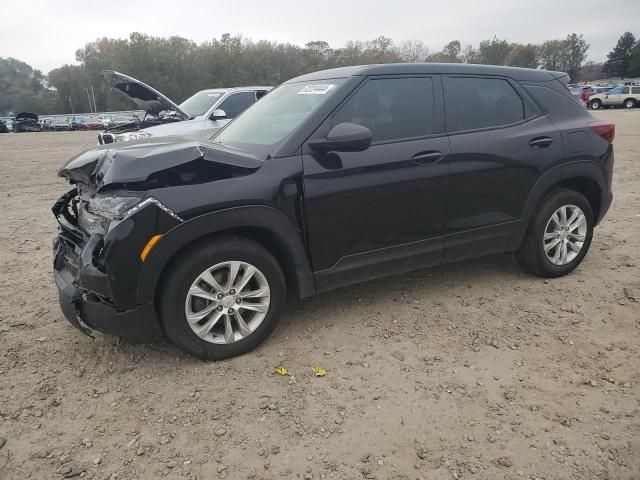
[113,131,152,142]
[86,195,182,221]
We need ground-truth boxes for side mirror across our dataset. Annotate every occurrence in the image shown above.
[211,109,227,120]
[308,122,373,153]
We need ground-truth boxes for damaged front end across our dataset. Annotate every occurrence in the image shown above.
[52,138,263,341]
[52,188,181,341]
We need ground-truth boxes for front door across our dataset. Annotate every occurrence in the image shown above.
[302,76,450,291]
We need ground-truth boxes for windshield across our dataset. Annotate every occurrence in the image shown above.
[179,91,224,117]
[213,79,345,153]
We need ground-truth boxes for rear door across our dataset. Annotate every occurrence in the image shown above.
[443,75,564,261]
[302,75,449,291]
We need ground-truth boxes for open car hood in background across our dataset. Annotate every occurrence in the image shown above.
[16,112,38,121]
[101,70,189,120]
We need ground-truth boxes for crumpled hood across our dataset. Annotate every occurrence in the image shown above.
[102,70,189,119]
[58,137,263,193]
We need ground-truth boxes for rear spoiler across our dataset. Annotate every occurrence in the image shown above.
[549,71,570,86]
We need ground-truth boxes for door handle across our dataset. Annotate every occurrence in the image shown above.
[412,151,443,165]
[529,137,553,149]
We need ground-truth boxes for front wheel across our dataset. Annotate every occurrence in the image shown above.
[589,99,602,110]
[517,189,594,278]
[159,235,286,360]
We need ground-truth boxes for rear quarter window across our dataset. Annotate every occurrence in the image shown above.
[523,85,591,121]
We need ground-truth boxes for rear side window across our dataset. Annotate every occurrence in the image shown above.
[444,77,525,132]
[523,85,591,121]
[331,77,434,143]
[631,87,640,94]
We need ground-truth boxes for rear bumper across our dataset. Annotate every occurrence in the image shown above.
[597,190,613,225]
[54,263,163,342]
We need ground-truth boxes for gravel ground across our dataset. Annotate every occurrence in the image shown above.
[0,110,638,480]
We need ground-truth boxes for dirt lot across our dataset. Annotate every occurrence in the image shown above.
[0,110,638,480]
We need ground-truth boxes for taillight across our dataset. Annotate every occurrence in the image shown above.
[588,121,615,143]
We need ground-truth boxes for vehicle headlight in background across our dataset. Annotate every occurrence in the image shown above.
[113,131,152,142]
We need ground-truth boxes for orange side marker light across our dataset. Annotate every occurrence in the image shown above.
[140,234,163,262]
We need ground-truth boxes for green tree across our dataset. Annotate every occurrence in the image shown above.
[477,37,512,65]
[538,39,569,71]
[426,40,462,63]
[564,33,589,81]
[604,32,637,79]
[505,44,538,68]
[0,57,56,115]
[628,41,640,77]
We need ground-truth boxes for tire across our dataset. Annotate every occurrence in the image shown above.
[159,234,286,360]
[590,99,601,110]
[623,98,635,109]
[517,189,594,278]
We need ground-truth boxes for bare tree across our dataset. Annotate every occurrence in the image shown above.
[398,40,429,63]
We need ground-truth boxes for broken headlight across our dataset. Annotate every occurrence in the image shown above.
[85,195,146,220]
[113,131,152,143]
[86,195,182,222]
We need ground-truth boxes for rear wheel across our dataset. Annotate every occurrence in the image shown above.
[624,98,635,109]
[589,99,602,110]
[517,189,594,278]
[159,235,286,360]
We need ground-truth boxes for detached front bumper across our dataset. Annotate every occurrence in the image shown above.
[52,189,171,342]
[54,265,161,341]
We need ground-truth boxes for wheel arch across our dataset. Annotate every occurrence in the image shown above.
[518,162,606,242]
[136,205,316,305]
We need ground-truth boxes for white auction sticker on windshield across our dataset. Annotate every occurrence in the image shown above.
[298,84,336,95]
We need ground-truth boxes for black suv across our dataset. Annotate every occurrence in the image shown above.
[53,64,614,360]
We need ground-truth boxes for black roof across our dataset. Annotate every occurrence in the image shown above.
[288,63,565,83]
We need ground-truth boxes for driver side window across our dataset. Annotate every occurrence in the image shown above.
[331,77,435,143]
[217,92,257,119]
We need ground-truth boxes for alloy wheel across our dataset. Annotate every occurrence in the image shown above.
[184,261,271,344]
[543,205,587,266]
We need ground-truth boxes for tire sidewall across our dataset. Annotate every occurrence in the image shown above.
[531,190,594,277]
[159,236,286,360]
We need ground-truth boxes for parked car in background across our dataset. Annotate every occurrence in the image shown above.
[98,70,272,144]
[568,87,587,108]
[13,112,41,132]
[74,116,106,130]
[569,86,596,104]
[589,85,640,109]
[0,119,9,133]
[50,117,73,131]
[53,63,614,360]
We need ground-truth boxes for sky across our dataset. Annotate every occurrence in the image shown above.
[1,0,638,74]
